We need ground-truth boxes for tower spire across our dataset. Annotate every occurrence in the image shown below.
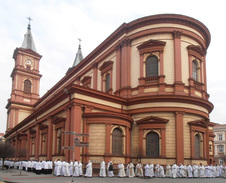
[72,38,83,67]
[21,16,37,52]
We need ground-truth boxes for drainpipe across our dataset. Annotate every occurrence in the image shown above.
[130,120,133,162]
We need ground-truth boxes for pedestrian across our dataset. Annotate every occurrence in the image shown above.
[85,160,92,177]
[118,161,126,177]
[99,160,106,177]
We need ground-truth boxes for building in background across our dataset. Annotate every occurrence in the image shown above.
[213,124,226,165]
[5,14,215,166]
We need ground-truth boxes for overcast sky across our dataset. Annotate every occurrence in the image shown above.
[0,0,226,133]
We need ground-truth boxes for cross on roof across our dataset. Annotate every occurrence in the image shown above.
[78,38,82,45]
[27,17,33,25]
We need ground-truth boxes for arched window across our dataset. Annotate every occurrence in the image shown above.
[24,79,31,93]
[146,55,158,77]
[195,134,200,159]
[105,73,110,92]
[146,132,159,157]
[192,60,198,81]
[112,128,122,155]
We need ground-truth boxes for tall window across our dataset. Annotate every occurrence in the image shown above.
[31,137,35,156]
[146,132,159,157]
[218,145,224,153]
[192,60,198,81]
[219,134,223,141]
[112,128,122,155]
[56,129,62,155]
[41,133,47,155]
[24,79,31,93]
[105,73,110,92]
[146,55,158,77]
[195,134,200,158]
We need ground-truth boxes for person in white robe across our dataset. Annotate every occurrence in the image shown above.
[199,163,205,178]
[159,165,165,178]
[108,161,114,177]
[219,164,223,177]
[209,165,213,178]
[78,161,83,176]
[56,159,62,176]
[212,165,216,178]
[85,160,92,177]
[128,162,135,178]
[187,164,193,178]
[73,160,79,177]
[118,161,126,177]
[43,160,48,174]
[53,160,57,175]
[184,165,187,177]
[193,164,199,178]
[36,161,42,175]
[61,160,66,176]
[216,164,220,177]
[136,162,143,177]
[69,160,73,176]
[155,164,160,177]
[27,160,32,172]
[99,160,106,177]
[179,163,185,177]
[149,163,154,178]
[107,160,111,177]
[172,164,177,178]
[126,162,130,177]
[205,164,210,178]
[223,165,226,178]
[47,160,53,174]
[165,164,172,177]
[64,162,70,177]
[144,164,150,177]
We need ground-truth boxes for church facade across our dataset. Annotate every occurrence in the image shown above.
[5,14,215,166]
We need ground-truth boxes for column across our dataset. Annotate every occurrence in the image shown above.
[173,30,184,94]
[64,107,70,162]
[125,126,131,162]
[175,112,184,164]
[93,63,98,90]
[47,116,53,160]
[161,128,166,157]
[116,44,121,93]
[120,38,131,97]
[70,104,82,161]
[35,124,40,159]
[105,124,111,162]
[138,129,144,157]
[190,130,195,158]
[206,125,210,164]
[26,132,30,159]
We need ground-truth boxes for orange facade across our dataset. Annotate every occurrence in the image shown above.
[5,14,215,166]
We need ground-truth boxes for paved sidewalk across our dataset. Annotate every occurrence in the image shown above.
[0,169,226,183]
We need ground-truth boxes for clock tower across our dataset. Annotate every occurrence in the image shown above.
[6,20,42,131]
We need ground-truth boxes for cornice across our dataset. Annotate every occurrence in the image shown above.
[13,47,42,59]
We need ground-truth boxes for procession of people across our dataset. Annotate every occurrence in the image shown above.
[2,159,226,179]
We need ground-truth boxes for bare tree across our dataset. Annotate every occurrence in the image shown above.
[0,142,15,169]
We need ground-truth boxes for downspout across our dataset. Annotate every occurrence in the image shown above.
[130,120,133,162]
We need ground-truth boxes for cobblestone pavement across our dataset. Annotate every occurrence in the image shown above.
[0,169,226,183]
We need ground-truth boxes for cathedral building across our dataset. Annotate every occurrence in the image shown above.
[5,14,215,166]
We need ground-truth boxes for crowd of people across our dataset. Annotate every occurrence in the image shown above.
[2,159,226,179]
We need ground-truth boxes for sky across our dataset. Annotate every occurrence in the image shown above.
[0,0,226,133]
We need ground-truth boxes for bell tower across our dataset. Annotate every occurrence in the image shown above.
[6,18,42,132]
